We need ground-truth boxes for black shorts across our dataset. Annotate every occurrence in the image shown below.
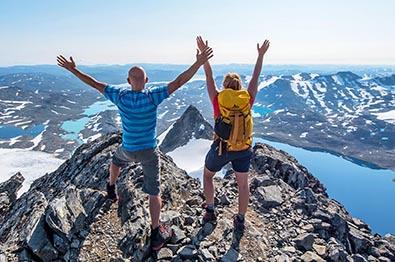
[204,141,252,173]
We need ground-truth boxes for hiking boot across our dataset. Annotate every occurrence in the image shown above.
[233,214,245,232]
[151,224,173,251]
[106,182,118,201]
[202,203,217,223]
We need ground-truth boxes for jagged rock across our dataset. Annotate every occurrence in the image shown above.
[199,248,215,261]
[0,133,394,261]
[160,105,213,153]
[250,174,275,188]
[178,245,198,259]
[273,253,291,262]
[157,247,173,260]
[219,194,231,206]
[348,226,373,253]
[301,251,325,262]
[0,172,24,199]
[27,217,59,261]
[352,254,368,262]
[221,248,241,262]
[312,243,327,257]
[45,186,86,241]
[171,225,186,244]
[251,143,327,195]
[0,172,24,220]
[294,233,315,251]
[255,184,283,208]
[327,246,348,262]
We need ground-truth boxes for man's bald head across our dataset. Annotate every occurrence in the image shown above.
[127,66,148,91]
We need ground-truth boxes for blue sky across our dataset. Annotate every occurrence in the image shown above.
[0,0,394,65]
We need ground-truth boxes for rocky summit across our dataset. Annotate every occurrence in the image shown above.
[0,132,394,261]
[159,105,214,154]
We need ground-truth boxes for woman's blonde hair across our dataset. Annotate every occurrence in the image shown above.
[222,72,242,90]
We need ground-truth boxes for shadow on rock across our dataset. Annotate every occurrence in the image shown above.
[191,221,218,246]
[221,230,244,262]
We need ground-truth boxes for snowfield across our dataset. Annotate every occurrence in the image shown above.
[167,138,212,179]
[0,149,64,195]
[373,110,395,124]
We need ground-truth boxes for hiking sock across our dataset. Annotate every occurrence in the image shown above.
[237,213,245,223]
[151,225,160,236]
[206,203,215,213]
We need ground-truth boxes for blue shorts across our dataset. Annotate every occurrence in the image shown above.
[204,140,252,173]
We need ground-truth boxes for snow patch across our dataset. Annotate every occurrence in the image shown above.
[167,138,212,177]
[373,110,395,124]
[258,76,279,90]
[0,149,64,195]
[157,123,174,145]
[300,132,308,138]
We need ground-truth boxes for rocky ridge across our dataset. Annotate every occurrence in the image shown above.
[159,105,213,154]
[0,132,394,261]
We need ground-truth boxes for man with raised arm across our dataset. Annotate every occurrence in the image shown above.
[196,36,270,232]
[56,45,213,251]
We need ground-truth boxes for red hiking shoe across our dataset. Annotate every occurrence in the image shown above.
[151,224,173,251]
[202,203,217,223]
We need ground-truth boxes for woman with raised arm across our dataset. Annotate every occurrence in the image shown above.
[197,36,270,232]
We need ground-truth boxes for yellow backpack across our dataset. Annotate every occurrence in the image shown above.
[215,89,253,154]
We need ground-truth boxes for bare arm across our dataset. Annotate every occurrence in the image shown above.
[197,36,218,102]
[57,55,107,93]
[168,47,213,95]
[248,40,270,99]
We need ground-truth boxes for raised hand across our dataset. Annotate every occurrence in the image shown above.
[57,55,76,71]
[196,36,209,52]
[257,40,270,56]
[196,46,214,65]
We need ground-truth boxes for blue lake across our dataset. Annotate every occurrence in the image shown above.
[253,105,272,116]
[61,100,116,141]
[255,137,395,235]
[0,124,45,139]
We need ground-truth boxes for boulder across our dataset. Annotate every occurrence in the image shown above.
[0,172,24,219]
[348,227,373,253]
[294,233,315,251]
[301,251,325,262]
[255,185,283,208]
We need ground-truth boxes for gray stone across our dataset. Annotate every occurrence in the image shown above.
[0,172,24,218]
[178,245,197,259]
[348,227,373,253]
[301,251,325,262]
[312,243,327,257]
[199,248,215,261]
[45,186,87,240]
[328,247,348,262]
[377,257,391,262]
[294,233,315,251]
[282,246,296,253]
[184,216,195,225]
[53,233,68,254]
[351,254,368,262]
[221,248,240,262]
[157,247,173,260]
[219,194,231,206]
[26,217,59,261]
[171,225,186,244]
[255,185,283,208]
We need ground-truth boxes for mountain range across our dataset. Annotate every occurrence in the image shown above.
[1,107,394,260]
[0,66,394,171]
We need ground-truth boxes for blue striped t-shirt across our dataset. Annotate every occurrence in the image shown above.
[104,85,169,152]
